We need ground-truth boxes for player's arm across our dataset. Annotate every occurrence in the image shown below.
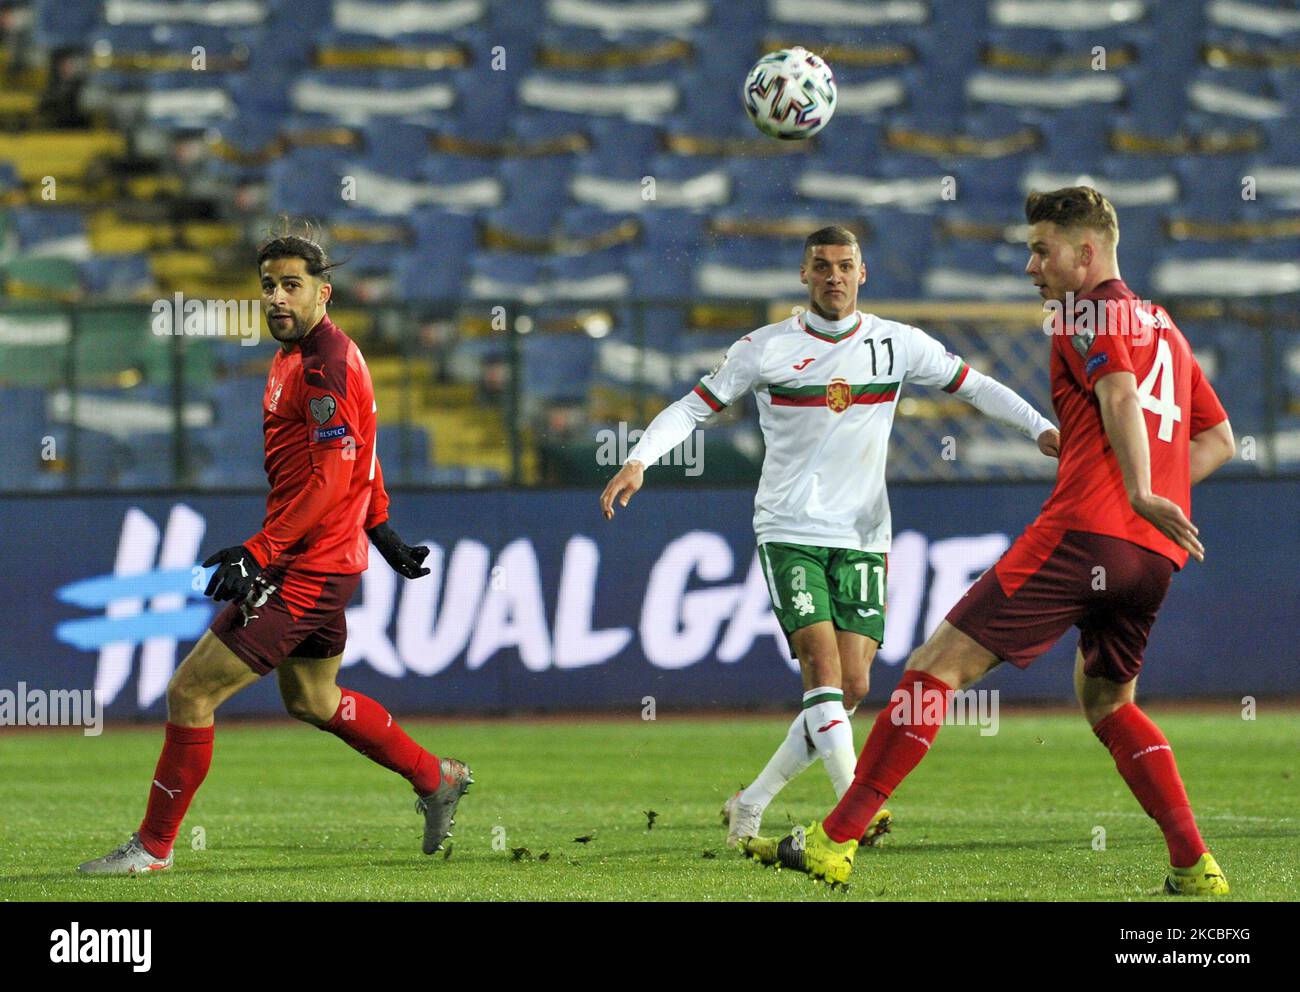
[1190,420,1235,485]
[364,451,430,578]
[950,367,1059,456]
[206,437,357,600]
[1094,371,1204,561]
[243,440,356,568]
[904,325,1059,455]
[599,389,716,520]
[1186,352,1234,486]
[601,334,761,519]
[365,446,390,530]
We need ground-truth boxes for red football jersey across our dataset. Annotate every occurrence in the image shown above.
[1033,279,1227,568]
[243,314,390,574]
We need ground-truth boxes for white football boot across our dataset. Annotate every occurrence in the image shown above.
[77,833,172,875]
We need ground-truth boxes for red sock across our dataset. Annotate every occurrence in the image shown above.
[823,670,951,843]
[322,689,441,795]
[1093,702,1206,868]
[138,722,214,858]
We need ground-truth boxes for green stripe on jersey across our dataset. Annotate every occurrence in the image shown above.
[769,382,901,399]
[802,690,844,708]
[694,380,725,410]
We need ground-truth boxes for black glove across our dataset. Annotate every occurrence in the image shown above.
[367,522,431,579]
[202,545,264,602]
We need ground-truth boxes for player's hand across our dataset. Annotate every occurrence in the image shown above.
[1036,427,1060,458]
[1130,493,1204,562]
[600,460,644,520]
[202,545,264,602]
[367,522,431,579]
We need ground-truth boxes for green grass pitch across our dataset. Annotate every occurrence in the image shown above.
[2,708,1296,901]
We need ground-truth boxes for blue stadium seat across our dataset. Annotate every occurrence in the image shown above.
[34,0,101,48]
[391,250,466,302]
[549,249,631,295]
[560,206,640,243]
[11,207,86,252]
[81,254,153,299]
[377,423,433,483]
[418,153,498,185]
[266,148,349,216]
[814,119,886,172]
[613,304,682,351]
[637,209,706,250]
[483,203,560,244]
[451,69,516,141]
[522,332,597,402]
[498,157,574,208]
[582,117,664,169]
[361,122,436,180]
[467,252,545,300]
[628,248,692,301]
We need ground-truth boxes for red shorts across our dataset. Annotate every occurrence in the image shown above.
[210,568,362,675]
[946,528,1174,683]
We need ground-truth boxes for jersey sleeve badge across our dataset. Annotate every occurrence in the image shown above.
[309,395,337,425]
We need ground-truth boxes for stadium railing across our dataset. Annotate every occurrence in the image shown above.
[0,295,1295,492]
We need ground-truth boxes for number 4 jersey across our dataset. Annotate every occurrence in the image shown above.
[625,309,1054,553]
[1035,278,1228,568]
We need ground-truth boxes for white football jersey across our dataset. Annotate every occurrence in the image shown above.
[693,310,972,552]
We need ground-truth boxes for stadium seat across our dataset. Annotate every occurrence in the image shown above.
[376,423,433,484]
[522,332,597,403]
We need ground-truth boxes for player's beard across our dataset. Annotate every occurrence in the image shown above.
[267,309,311,344]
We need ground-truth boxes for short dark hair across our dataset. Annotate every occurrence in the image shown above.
[1025,186,1119,245]
[256,219,339,281]
[804,225,860,256]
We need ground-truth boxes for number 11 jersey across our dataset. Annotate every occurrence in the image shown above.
[693,311,974,553]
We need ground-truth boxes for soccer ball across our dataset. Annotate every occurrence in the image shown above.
[742,47,837,140]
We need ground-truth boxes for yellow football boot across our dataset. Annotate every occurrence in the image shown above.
[777,821,858,884]
[1164,853,1230,896]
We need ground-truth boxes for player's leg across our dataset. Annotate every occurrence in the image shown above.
[276,651,344,725]
[778,529,1089,881]
[836,628,873,712]
[727,619,836,844]
[819,547,890,796]
[78,632,260,873]
[791,620,858,788]
[1075,562,1227,895]
[833,630,893,844]
[728,545,842,843]
[820,628,875,796]
[284,626,471,855]
[818,622,1000,844]
[277,651,441,792]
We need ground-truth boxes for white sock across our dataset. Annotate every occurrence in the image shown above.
[740,710,817,809]
[802,686,856,798]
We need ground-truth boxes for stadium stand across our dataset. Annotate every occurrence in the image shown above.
[0,0,1296,490]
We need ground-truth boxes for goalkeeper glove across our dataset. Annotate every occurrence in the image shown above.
[367,522,431,579]
[202,545,264,602]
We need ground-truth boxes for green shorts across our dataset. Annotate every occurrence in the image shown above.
[757,542,886,644]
